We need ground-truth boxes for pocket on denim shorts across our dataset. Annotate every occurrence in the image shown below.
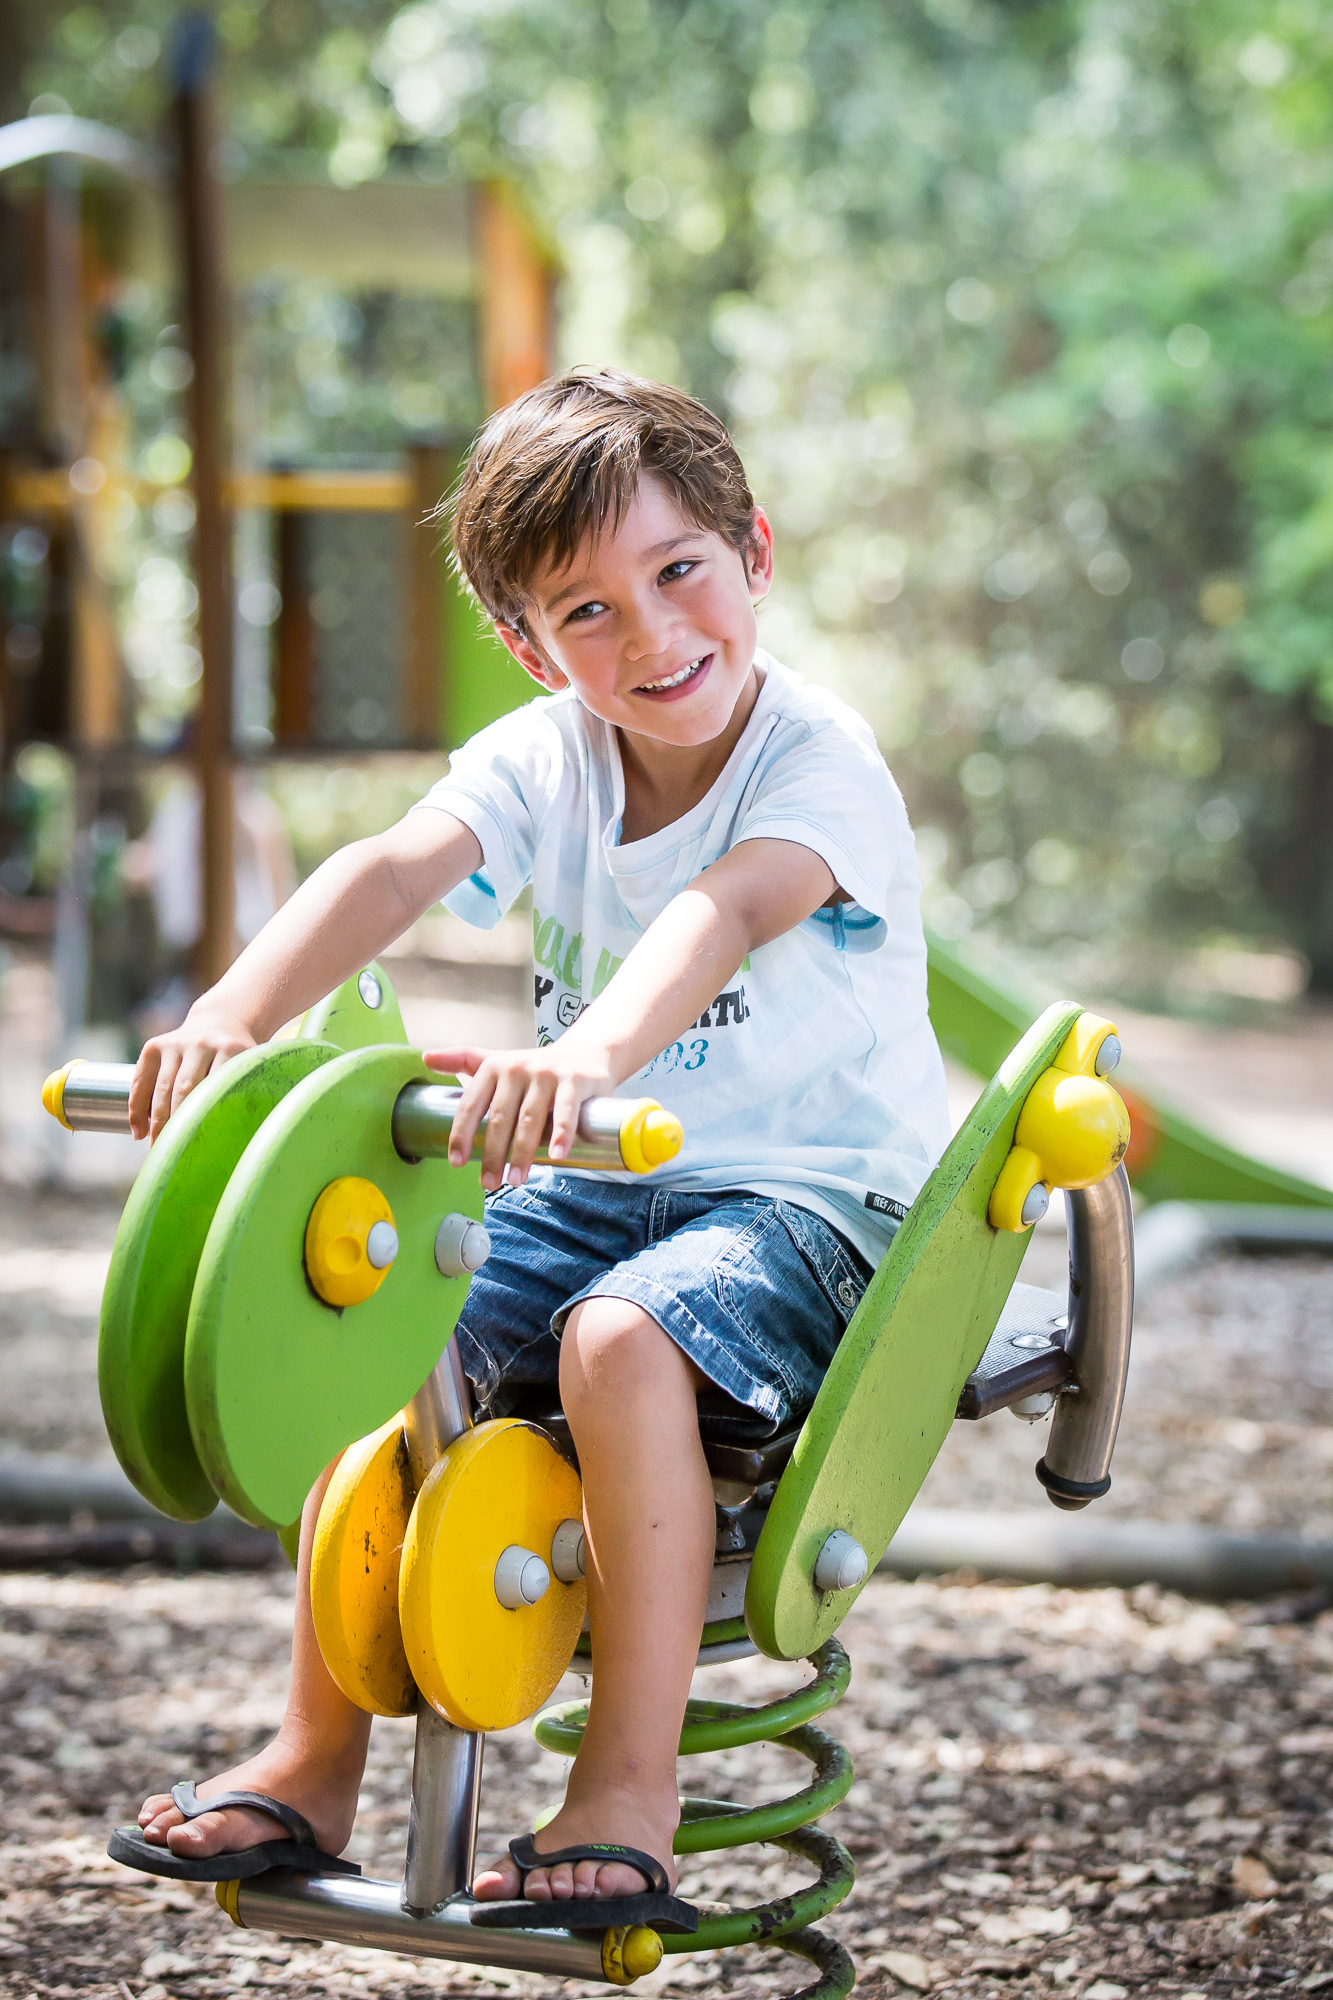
[775,1203,872,1327]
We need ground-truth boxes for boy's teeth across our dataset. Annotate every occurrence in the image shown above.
[641,658,702,690]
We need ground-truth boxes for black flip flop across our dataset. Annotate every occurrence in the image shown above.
[468,1832,697,1933]
[106,1781,363,1883]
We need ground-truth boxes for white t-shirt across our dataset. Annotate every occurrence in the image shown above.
[415,653,949,1265]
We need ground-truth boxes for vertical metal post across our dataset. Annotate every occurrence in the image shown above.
[173,13,235,992]
[401,1342,484,1914]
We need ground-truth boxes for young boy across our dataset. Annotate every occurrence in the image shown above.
[126,369,949,1918]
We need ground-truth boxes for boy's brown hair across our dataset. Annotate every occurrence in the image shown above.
[448,369,757,630]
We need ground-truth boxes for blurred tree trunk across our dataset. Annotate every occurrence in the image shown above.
[1300,714,1333,995]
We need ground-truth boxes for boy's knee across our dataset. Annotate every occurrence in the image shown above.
[560,1297,697,1411]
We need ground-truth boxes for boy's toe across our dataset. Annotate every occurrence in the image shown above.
[470,1856,522,1903]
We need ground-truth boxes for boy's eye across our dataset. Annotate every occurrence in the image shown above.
[564,599,608,624]
[659,559,698,584]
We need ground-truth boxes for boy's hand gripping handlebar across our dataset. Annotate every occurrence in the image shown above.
[40,1061,684,1175]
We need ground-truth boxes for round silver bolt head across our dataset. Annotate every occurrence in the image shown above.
[813,1529,869,1594]
[494,1544,550,1609]
[357,968,383,1009]
[365,1220,398,1270]
[1094,1033,1122,1077]
[1020,1182,1051,1227]
[434,1213,491,1278]
[550,1518,586,1584]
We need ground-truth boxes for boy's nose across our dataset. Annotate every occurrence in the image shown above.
[620,592,681,663]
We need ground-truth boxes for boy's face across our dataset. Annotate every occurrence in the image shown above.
[494,475,773,751]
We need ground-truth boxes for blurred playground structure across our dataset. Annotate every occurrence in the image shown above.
[0,17,550,1082]
[0,17,1331,1231]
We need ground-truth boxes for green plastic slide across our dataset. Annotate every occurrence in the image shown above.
[927,934,1333,1211]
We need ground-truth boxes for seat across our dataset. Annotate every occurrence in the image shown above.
[517,1277,1071,1543]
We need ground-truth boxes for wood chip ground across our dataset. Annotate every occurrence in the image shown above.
[2,1187,1332,2000]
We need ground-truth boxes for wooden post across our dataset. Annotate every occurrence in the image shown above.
[273,507,314,745]
[174,13,235,989]
[406,443,449,746]
[475,183,555,412]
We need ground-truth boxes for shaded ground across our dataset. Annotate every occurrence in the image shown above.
[2,1185,1332,1999]
[5,1567,1333,2000]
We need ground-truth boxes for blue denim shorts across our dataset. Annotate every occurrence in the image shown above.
[451,1175,877,1435]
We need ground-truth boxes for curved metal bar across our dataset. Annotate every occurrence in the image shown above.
[1038,1164,1134,1509]
[0,114,163,183]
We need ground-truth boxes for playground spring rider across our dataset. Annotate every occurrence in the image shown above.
[45,964,1134,1997]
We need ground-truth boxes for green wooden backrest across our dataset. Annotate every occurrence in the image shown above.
[745,1001,1083,1661]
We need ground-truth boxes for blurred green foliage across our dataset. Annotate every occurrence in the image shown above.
[10,0,1333,1003]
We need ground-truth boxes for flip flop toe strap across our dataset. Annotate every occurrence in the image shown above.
[170,1782,319,1850]
[507,1833,669,1895]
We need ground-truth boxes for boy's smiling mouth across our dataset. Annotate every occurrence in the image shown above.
[635,654,712,697]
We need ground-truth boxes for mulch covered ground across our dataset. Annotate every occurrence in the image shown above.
[2,1186,1332,2000]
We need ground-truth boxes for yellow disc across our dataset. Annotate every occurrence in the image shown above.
[310,1414,417,1716]
[304,1176,396,1308]
[399,1419,585,1733]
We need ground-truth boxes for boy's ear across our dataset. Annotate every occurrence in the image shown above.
[746,508,775,604]
[494,621,569,692]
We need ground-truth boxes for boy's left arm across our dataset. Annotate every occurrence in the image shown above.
[432,838,838,1189]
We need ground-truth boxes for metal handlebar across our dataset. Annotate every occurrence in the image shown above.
[1037,1164,1134,1509]
[41,1060,684,1177]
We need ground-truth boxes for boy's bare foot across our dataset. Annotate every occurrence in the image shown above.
[471,1784,680,1905]
[137,1737,364,1862]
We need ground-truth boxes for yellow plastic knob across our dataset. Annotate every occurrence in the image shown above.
[602,1924,664,1984]
[304,1176,398,1308]
[1053,1010,1120,1078]
[41,1061,77,1129]
[215,1879,244,1926]
[1015,1070,1130,1190]
[618,1100,684,1174]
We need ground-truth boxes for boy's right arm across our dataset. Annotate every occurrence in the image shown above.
[129,809,482,1141]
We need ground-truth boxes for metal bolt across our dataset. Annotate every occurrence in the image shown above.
[357,968,383,1009]
[813,1529,869,1593]
[1011,1331,1059,1351]
[1094,1033,1122,1077]
[434,1213,492,1278]
[365,1220,398,1270]
[494,1544,550,1609]
[550,1518,586,1584]
[1020,1182,1050,1227]
[1009,1391,1057,1423]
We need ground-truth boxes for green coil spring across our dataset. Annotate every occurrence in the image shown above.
[535,1637,857,1999]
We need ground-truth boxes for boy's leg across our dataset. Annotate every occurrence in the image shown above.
[473,1296,715,1905]
[138,1458,371,1860]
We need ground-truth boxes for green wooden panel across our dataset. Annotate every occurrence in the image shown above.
[298,962,408,1051]
[97,1041,340,1521]
[927,933,1333,1211]
[746,1002,1083,1662]
[184,1046,484,1530]
[443,558,536,747]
